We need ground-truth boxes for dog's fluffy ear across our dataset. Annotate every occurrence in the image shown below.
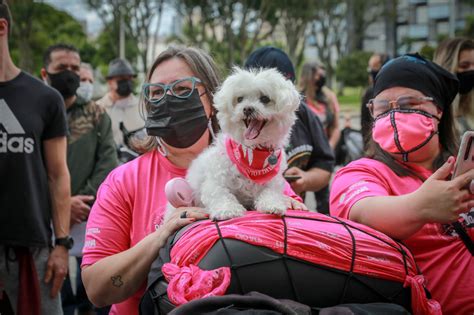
[277,77,301,113]
[260,68,300,112]
[214,66,245,112]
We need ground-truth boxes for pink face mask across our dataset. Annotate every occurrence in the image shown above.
[372,109,440,162]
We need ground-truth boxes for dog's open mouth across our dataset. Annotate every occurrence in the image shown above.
[244,118,267,140]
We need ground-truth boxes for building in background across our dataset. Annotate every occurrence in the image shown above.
[364,0,474,57]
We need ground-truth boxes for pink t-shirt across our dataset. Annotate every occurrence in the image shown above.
[82,149,301,315]
[306,90,340,134]
[82,150,186,315]
[330,158,474,315]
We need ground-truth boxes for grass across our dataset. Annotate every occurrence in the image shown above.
[337,86,364,113]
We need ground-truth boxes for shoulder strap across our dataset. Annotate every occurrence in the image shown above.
[452,221,474,256]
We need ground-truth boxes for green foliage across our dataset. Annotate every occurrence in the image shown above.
[92,24,140,78]
[335,50,372,88]
[460,15,474,37]
[419,44,435,61]
[9,2,95,76]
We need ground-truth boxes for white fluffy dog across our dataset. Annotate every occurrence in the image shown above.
[170,67,302,220]
[165,68,305,220]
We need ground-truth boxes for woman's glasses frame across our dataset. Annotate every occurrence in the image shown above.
[366,96,435,118]
[143,77,203,104]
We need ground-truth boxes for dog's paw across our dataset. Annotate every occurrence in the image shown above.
[209,202,247,221]
[255,195,287,216]
[285,196,308,211]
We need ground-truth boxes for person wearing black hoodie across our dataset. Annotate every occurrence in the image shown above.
[245,46,335,213]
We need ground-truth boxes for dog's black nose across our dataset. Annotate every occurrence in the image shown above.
[243,107,254,117]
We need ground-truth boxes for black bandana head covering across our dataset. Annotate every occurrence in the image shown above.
[373,53,459,110]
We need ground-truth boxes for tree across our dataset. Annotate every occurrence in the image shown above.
[275,0,316,69]
[345,0,385,54]
[336,50,372,87]
[86,0,165,72]
[419,44,435,61]
[173,0,280,70]
[308,0,346,86]
[9,1,92,75]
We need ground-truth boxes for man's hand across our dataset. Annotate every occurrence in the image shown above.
[70,195,94,225]
[44,246,69,298]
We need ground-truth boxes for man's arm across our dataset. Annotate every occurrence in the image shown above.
[43,136,71,297]
[44,136,71,237]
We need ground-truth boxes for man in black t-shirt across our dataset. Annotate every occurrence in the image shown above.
[245,47,335,212]
[0,2,71,314]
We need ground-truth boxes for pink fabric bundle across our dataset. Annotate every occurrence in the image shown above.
[162,263,231,305]
[163,211,441,314]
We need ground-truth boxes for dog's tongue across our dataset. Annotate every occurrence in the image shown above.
[244,119,265,140]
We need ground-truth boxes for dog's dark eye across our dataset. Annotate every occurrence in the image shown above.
[237,96,244,103]
[260,95,270,104]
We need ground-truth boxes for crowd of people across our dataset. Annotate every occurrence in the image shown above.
[1,1,473,314]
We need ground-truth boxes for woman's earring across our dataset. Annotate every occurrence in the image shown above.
[156,137,169,157]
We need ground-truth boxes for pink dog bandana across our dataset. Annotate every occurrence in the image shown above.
[225,137,282,185]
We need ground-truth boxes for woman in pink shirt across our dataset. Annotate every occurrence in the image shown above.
[80,46,220,314]
[299,62,341,150]
[330,53,474,314]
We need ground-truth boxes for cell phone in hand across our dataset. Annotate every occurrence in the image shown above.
[284,175,302,182]
[453,131,474,183]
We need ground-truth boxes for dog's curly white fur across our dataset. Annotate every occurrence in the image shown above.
[169,67,300,220]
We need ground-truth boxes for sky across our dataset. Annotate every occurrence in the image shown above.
[43,0,177,37]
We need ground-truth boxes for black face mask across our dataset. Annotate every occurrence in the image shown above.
[370,70,378,83]
[315,76,326,90]
[457,70,474,95]
[47,70,80,99]
[145,90,209,148]
[117,79,133,97]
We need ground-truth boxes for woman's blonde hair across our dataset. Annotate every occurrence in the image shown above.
[434,37,474,130]
[132,46,221,153]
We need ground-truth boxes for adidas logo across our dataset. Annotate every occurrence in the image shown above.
[0,99,35,154]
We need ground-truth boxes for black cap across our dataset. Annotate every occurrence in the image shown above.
[106,58,136,79]
[373,53,459,110]
[244,46,295,83]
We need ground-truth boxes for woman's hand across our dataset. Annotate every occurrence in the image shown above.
[414,157,474,223]
[284,167,307,195]
[161,207,209,236]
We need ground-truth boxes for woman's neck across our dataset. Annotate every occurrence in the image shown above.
[166,151,196,169]
[162,130,211,169]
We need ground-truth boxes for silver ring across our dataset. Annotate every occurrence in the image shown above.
[180,211,187,219]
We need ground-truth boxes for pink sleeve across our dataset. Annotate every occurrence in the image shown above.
[81,177,132,267]
[283,181,303,203]
[329,162,390,219]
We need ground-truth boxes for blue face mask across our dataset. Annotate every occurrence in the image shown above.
[145,90,209,148]
[76,82,94,104]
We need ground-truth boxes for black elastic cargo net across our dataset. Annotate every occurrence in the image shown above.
[148,214,418,314]
[209,214,414,311]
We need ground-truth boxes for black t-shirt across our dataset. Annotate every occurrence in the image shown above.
[286,102,334,175]
[0,71,67,247]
